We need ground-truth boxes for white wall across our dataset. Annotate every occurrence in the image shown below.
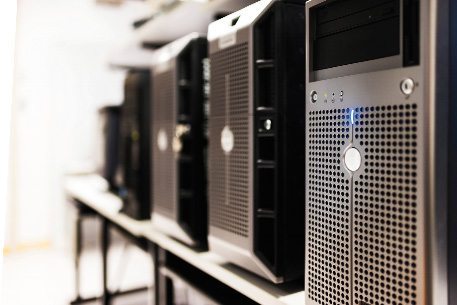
[0,0,17,295]
[7,0,151,250]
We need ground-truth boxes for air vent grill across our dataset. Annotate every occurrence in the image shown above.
[307,104,419,305]
[152,69,176,216]
[307,108,352,305]
[153,69,175,123]
[209,42,250,237]
[209,43,249,118]
[352,104,418,305]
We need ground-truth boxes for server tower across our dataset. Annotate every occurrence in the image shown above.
[98,105,121,192]
[117,70,152,220]
[207,0,305,283]
[305,0,455,304]
[151,33,208,248]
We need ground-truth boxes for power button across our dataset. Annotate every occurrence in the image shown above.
[310,91,318,103]
[400,78,415,96]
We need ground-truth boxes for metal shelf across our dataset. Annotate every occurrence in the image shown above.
[64,174,304,305]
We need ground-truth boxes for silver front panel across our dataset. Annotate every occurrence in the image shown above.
[305,65,425,305]
[208,38,251,240]
[304,0,446,303]
[207,0,284,282]
[208,0,292,283]
[152,64,177,219]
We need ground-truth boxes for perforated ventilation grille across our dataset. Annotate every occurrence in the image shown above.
[307,108,352,305]
[209,43,249,117]
[209,43,250,237]
[152,69,176,216]
[306,104,419,305]
[153,69,175,122]
[352,104,418,305]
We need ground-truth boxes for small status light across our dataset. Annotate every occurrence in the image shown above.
[350,109,355,125]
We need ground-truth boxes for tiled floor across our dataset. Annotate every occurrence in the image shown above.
[1,241,153,305]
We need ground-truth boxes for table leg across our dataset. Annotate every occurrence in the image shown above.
[152,244,160,305]
[101,217,111,305]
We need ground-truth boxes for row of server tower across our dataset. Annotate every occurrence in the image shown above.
[98,0,457,304]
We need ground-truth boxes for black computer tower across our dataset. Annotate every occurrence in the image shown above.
[151,33,208,248]
[117,69,152,220]
[207,0,305,283]
[305,0,455,304]
[98,105,121,191]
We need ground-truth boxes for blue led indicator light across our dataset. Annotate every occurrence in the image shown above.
[350,109,355,125]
